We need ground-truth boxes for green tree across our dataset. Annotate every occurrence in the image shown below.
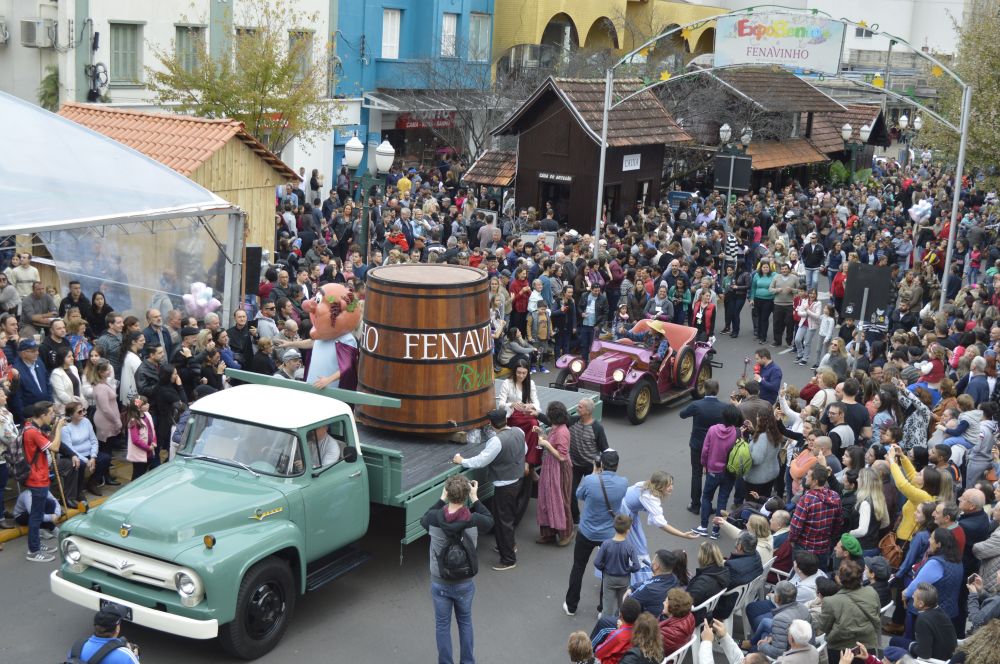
[922,4,1000,172]
[146,0,337,155]
[37,65,59,112]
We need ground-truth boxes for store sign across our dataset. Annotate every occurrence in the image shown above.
[538,172,573,183]
[395,111,456,130]
[622,154,641,171]
[714,12,846,75]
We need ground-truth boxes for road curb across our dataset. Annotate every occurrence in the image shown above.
[0,497,107,544]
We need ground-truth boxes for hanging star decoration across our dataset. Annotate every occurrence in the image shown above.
[857,20,868,28]
[871,74,885,89]
[680,27,693,43]
[638,47,650,58]
[659,70,672,81]
[931,64,943,78]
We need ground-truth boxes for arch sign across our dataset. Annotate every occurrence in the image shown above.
[714,11,846,76]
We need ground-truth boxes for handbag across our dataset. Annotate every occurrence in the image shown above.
[879,516,904,569]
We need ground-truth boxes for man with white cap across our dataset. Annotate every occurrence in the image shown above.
[274,348,303,380]
[801,232,825,292]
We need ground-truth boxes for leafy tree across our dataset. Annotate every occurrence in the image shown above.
[922,3,1000,172]
[146,0,337,155]
[37,65,59,112]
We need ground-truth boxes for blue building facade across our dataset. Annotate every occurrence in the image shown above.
[334,0,494,173]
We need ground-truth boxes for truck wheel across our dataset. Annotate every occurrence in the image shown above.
[627,380,655,425]
[219,557,296,660]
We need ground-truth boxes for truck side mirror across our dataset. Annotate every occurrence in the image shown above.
[342,446,358,463]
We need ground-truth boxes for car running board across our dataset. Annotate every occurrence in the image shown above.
[656,387,693,405]
[305,546,373,592]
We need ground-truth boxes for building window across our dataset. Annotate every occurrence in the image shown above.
[855,27,873,38]
[469,13,490,62]
[382,9,401,59]
[176,26,204,74]
[441,13,457,57]
[289,31,313,80]
[109,23,141,84]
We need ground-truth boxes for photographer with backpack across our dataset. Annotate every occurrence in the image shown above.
[65,603,141,664]
[420,474,494,664]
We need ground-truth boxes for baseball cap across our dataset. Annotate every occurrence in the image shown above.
[94,602,129,629]
[599,449,620,468]
[17,338,38,352]
[282,348,302,362]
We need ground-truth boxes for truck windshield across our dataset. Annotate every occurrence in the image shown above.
[179,414,302,477]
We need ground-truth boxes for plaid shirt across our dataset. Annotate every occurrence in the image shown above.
[789,487,843,554]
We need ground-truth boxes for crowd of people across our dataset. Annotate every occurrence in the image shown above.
[5,147,1000,664]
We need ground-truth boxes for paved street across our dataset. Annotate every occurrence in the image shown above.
[0,314,819,663]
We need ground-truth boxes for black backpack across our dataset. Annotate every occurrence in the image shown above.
[436,528,478,581]
[64,637,128,664]
[3,426,36,485]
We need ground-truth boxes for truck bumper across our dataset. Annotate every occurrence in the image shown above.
[50,571,219,639]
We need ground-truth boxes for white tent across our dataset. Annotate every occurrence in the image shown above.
[0,92,244,321]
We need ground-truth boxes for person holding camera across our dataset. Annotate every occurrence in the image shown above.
[66,603,141,663]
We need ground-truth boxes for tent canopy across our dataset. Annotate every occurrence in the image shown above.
[0,92,235,233]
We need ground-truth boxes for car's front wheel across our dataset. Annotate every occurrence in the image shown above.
[219,557,296,660]
[554,368,576,390]
[627,380,655,425]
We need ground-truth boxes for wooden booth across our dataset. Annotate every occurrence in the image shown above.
[492,77,691,232]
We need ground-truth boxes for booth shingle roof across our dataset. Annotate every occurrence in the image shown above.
[747,139,829,170]
[58,103,298,180]
[713,67,845,113]
[462,150,516,187]
[803,104,884,153]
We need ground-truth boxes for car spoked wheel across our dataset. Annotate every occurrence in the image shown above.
[627,380,654,425]
[247,581,285,640]
[220,557,296,660]
[694,362,713,398]
[675,346,696,385]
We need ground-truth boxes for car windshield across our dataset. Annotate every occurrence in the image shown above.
[179,414,302,477]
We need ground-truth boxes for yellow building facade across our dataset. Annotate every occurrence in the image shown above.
[491,0,724,66]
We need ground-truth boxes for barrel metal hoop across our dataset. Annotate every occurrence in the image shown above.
[358,381,494,400]
[366,286,488,300]
[356,413,489,431]
[360,348,493,364]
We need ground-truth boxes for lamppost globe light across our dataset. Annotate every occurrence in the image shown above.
[860,124,872,142]
[913,115,923,131]
[899,114,909,130]
[841,123,852,142]
[719,123,732,144]
[740,126,753,146]
[344,136,364,170]
[375,140,396,173]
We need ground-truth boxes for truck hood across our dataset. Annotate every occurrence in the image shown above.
[71,459,289,562]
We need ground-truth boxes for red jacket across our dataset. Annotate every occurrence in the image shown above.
[831,271,847,298]
[659,613,695,655]
[595,624,633,664]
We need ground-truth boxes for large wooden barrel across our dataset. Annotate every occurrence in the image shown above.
[357,264,494,434]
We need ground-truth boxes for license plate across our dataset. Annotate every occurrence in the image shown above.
[99,599,133,621]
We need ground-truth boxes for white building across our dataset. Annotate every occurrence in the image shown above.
[0,0,360,183]
[685,0,968,55]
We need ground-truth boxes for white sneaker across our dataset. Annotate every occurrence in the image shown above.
[562,601,575,616]
[26,550,55,563]
[38,543,56,553]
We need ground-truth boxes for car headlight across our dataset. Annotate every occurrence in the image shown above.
[612,369,625,382]
[175,572,196,596]
[570,359,584,373]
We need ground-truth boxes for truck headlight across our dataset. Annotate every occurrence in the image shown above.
[62,539,85,572]
[570,359,584,374]
[612,369,625,382]
[174,572,199,606]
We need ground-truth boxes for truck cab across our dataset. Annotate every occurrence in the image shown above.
[51,384,372,659]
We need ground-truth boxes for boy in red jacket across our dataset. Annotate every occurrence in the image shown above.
[593,596,641,664]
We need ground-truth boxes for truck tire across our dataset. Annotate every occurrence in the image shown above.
[219,557,297,660]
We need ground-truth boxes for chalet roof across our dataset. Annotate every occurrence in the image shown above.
[462,150,516,187]
[712,67,846,114]
[493,76,692,147]
[802,104,886,154]
[746,139,828,171]
[58,103,298,180]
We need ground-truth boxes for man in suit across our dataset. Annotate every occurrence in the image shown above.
[679,379,727,513]
[11,338,50,422]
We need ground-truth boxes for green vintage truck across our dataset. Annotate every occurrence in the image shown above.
[50,374,599,659]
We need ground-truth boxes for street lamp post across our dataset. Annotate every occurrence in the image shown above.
[897,114,923,163]
[717,124,752,220]
[343,135,395,263]
[840,123,872,183]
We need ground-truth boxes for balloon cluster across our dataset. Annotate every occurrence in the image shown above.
[908,199,932,224]
[183,282,222,319]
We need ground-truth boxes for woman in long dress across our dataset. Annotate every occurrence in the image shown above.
[620,471,699,583]
[535,401,573,546]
